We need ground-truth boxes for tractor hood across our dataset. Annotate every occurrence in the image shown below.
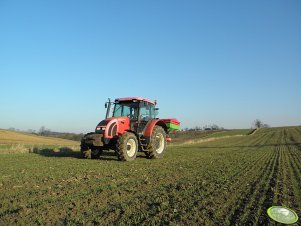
[95,116,130,138]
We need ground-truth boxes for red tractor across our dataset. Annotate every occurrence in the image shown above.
[81,97,180,161]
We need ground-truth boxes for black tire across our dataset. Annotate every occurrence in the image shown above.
[91,148,103,159]
[80,141,103,159]
[146,126,166,159]
[80,141,91,159]
[116,132,138,161]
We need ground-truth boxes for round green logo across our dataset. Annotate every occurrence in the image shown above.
[267,206,298,224]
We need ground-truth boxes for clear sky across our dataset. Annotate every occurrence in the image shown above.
[0,0,300,133]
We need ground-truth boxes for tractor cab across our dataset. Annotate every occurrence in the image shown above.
[112,99,156,121]
[105,97,158,134]
[107,97,157,121]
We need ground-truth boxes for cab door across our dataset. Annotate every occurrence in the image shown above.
[137,101,155,134]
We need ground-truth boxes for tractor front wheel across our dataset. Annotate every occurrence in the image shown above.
[81,147,103,159]
[116,132,138,161]
[80,140,91,159]
[91,148,103,159]
[81,139,102,159]
[146,126,166,159]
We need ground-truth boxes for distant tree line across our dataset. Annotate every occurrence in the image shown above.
[181,119,270,132]
[8,118,270,142]
[253,119,269,129]
[47,132,84,141]
[38,126,84,141]
[182,124,224,131]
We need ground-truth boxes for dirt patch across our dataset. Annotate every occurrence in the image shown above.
[174,135,244,146]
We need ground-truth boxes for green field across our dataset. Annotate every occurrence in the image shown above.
[205,128,255,138]
[0,127,301,225]
[169,129,255,146]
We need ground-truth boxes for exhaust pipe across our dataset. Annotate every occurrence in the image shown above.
[105,98,111,119]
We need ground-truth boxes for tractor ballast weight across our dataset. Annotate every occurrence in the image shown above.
[81,97,180,161]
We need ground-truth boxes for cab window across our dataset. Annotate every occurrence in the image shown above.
[139,102,155,121]
[113,102,139,120]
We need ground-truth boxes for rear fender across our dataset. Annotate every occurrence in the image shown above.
[143,120,168,143]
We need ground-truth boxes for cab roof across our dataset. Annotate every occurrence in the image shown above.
[115,97,156,105]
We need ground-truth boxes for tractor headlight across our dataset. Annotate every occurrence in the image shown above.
[96,127,106,131]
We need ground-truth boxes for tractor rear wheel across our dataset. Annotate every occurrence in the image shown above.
[146,125,166,159]
[116,132,138,161]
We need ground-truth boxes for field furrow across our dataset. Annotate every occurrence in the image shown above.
[228,147,277,225]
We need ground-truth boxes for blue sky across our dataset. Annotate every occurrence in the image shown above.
[0,0,300,133]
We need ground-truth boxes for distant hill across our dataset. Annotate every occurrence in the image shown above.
[0,129,79,146]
